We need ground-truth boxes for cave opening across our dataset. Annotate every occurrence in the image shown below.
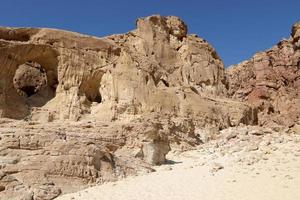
[81,72,104,105]
[20,86,37,97]
[93,93,102,103]
[13,60,58,108]
[3,47,59,120]
[13,61,48,98]
[86,90,102,103]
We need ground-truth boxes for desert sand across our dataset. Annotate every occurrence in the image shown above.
[57,131,300,200]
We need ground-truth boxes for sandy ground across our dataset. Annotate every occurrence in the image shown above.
[57,133,300,200]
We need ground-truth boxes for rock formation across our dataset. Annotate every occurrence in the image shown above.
[227,22,300,127]
[0,15,255,127]
[0,15,275,199]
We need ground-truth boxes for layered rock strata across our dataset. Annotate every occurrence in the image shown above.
[0,15,259,199]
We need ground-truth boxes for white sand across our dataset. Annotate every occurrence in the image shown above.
[57,137,300,200]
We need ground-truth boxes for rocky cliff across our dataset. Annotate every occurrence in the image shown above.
[0,15,284,200]
[227,22,300,127]
[0,15,255,127]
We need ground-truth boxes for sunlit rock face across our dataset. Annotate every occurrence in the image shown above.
[0,15,259,200]
[227,21,300,127]
[0,15,254,126]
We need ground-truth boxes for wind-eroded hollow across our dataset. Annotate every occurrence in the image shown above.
[13,60,58,109]
[81,72,104,104]
[84,83,102,104]
[13,61,48,97]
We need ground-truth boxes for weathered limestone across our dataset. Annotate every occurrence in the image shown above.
[0,119,155,200]
[0,15,254,126]
[13,61,48,97]
[0,15,259,199]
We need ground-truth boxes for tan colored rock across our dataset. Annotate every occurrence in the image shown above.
[0,15,255,127]
[0,15,259,199]
[0,120,155,200]
[209,162,224,173]
[13,61,48,97]
[140,126,170,165]
[292,22,300,47]
[33,183,61,200]
[289,123,300,134]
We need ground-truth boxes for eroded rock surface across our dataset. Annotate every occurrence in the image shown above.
[227,22,300,127]
[0,15,260,199]
[0,15,254,126]
[13,61,48,97]
[0,119,156,200]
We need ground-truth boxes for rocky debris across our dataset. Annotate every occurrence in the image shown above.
[164,125,300,178]
[245,144,259,152]
[224,132,237,141]
[0,115,212,199]
[33,183,62,200]
[0,15,260,199]
[0,15,299,199]
[209,162,224,173]
[55,130,300,200]
[226,21,300,127]
[200,125,300,169]
[289,123,300,134]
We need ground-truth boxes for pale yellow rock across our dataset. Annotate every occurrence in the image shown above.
[0,15,255,127]
[0,15,259,199]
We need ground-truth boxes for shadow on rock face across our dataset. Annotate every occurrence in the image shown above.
[13,61,58,111]
[0,44,59,119]
[13,61,48,97]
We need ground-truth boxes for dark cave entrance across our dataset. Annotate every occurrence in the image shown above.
[13,61,48,98]
[81,71,104,104]
[20,86,36,97]
[91,93,102,103]
[2,46,59,120]
[13,60,58,108]
[85,89,102,103]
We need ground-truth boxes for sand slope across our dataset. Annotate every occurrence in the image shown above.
[57,132,300,200]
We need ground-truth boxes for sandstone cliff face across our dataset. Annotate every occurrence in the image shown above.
[0,15,258,199]
[227,22,300,127]
[0,15,254,127]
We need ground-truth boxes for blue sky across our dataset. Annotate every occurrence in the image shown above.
[0,0,299,66]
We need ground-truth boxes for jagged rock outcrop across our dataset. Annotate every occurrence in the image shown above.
[227,22,300,127]
[0,119,157,200]
[0,15,258,199]
[0,15,255,127]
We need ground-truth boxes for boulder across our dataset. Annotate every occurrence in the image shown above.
[140,126,170,165]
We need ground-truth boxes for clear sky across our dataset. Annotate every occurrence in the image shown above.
[0,0,299,66]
